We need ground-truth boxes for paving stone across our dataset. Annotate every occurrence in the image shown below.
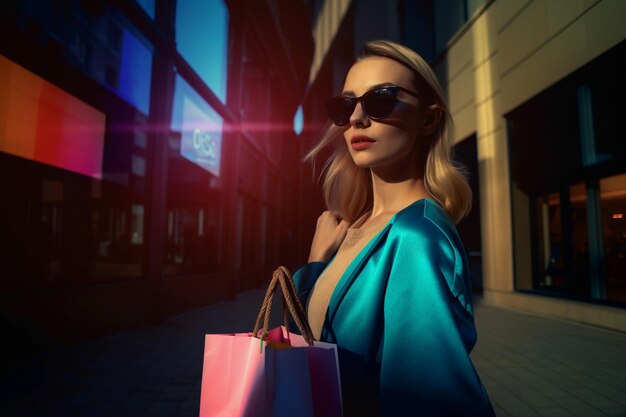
[534,408,575,417]
[567,388,622,409]
[588,384,626,407]
[515,389,558,408]
[552,397,612,417]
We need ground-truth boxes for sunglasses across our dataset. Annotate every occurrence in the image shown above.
[326,85,420,126]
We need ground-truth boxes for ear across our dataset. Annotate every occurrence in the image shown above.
[421,105,443,136]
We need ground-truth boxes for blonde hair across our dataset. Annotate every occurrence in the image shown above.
[305,40,471,224]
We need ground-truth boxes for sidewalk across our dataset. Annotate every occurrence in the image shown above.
[1,289,625,417]
[471,299,626,417]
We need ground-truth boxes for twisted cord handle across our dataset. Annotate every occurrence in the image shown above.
[253,266,315,346]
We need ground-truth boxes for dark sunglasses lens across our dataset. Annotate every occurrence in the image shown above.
[327,97,355,126]
[363,88,397,119]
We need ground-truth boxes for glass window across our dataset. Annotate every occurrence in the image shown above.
[0,55,106,179]
[0,59,148,286]
[600,174,626,302]
[466,0,486,18]
[166,75,224,276]
[171,75,224,177]
[453,136,483,290]
[175,0,229,103]
[401,0,435,62]
[538,184,590,297]
[135,0,155,19]
[434,0,465,54]
[431,0,487,56]
[509,41,626,305]
[59,6,155,115]
[116,27,153,115]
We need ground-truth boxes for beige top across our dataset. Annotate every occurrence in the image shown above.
[307,210,395,340]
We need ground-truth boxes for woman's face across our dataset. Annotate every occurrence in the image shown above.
[341,56,435,174]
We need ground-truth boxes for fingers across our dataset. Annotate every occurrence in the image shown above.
[318,210,342,224]
[317,210,334,223]
[308,210,351,263]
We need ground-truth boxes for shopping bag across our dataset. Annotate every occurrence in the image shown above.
[199,266,343,417]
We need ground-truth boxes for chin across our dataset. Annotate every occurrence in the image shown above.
[350,155,378,169]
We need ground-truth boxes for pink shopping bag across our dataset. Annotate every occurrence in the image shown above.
[199,267,343,417]
[199,326,342,417]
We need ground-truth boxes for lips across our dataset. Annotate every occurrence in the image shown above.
[350,135,376,151]
[350,135,375,144]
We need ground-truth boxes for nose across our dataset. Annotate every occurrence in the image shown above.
[349,101,370,128]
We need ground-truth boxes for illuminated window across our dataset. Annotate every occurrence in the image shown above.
[171,75,223,176]
[116,28,153,115]
[508,42,626,304]
[175,0,229,103]
[599,174,626,302]
[135,0,155,18]
[0,55,106,179]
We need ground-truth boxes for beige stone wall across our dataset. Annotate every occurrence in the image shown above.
[433,0,626,331]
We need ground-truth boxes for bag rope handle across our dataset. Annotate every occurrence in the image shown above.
[253,266,315,347]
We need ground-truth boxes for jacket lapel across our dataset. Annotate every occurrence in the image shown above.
[326,222,394,323]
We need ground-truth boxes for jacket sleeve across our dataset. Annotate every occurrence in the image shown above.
[379,219,494,417]
[291,261,328,308]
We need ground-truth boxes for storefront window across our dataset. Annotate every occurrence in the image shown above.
[0,54,148,285]
[135,0,155,19]
[116,27,153,115]
[175,0,229,103]
[171,75,224,176]
[63,8,154,115]
[165,75,224,275]
[509,41,626,305]
[0,56,106,179]
[600,174,626,302]
[534,185,589,296]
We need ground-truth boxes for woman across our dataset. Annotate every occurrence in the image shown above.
[292,40,496,416]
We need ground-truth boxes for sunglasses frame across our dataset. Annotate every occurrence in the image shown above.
[326,85,420,126]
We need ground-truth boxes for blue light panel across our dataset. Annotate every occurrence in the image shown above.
[171,75,223,177]
[175,0,229,103]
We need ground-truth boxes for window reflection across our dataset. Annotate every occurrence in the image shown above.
[171,75,223,176]
[600,174,626,302]
[534,178,626,302]
[135,0,155,19]
[64,9,153,115]
[0,51,147,284]
[175,0,229,103]
[0,55,106,179]
[166,75,224,275]
[164,205,220,274]
[535,186,590,296]
[509,41,626,305]
[116,28,153,115]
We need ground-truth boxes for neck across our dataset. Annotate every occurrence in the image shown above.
[368,167,431,217]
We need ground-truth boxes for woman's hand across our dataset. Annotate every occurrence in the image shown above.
[308,211,350,263]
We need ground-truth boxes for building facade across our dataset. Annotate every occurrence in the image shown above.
[0,0,313,366]
[1,0,624,370]
[299,0,626,332]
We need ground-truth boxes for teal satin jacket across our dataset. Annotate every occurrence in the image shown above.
[293,199,495,417]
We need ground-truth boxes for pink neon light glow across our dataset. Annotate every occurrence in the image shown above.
[0,55,106,179]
